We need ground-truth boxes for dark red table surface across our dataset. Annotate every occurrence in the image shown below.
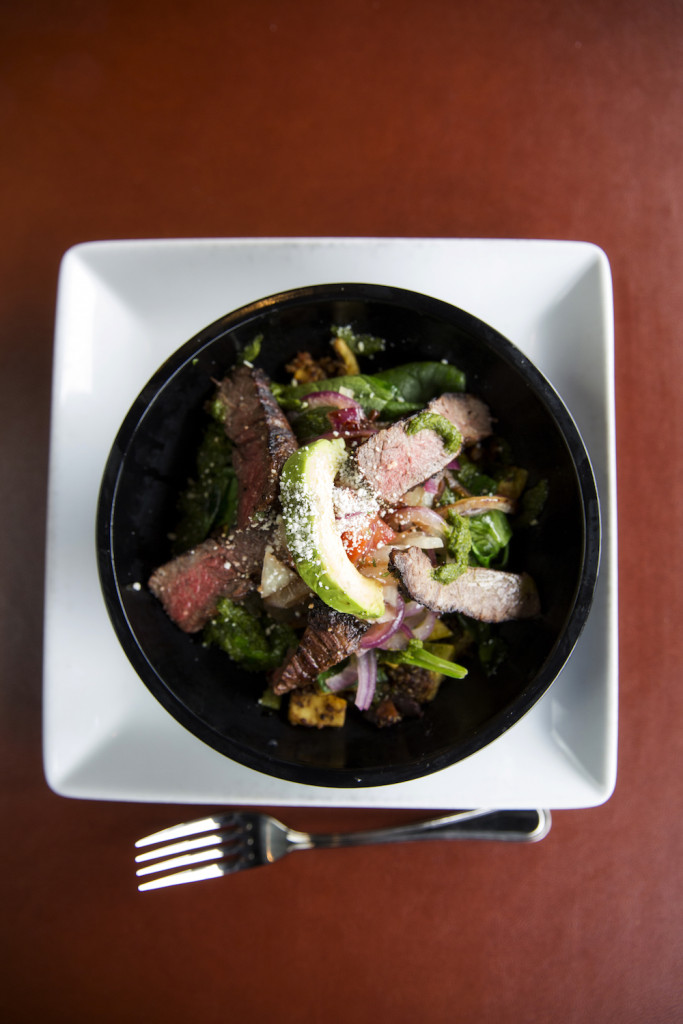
[2,2,682,1021]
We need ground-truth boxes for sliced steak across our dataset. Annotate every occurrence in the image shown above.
[353,392,492,504]
[428,393,492,446]
[148,526,269,633]
[150,367,296,633]
[271,599,370,694]
[353,421,453,505]
[217,365,298,528]
[390,547,540,622]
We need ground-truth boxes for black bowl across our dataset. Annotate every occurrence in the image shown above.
[97,283,600,787]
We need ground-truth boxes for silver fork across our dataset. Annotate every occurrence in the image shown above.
[135,807,551,890]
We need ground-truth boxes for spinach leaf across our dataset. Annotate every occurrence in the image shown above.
[460,617,508,677]
[288,405,338,440]
[272,361,466,420]
[240,333,263,364]
[372,361,466,411]
[516,478,549,527]
[172,421,236,554]
[272,374,396,414]
[468,510,512,568]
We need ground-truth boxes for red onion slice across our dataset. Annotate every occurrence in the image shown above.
[354,650,378,711]
[325,664,358,693]
[318,427,379,442]
[300,390,363,411]
[407,608,438,641]
[361,595,405,649]
[329,405,365,429]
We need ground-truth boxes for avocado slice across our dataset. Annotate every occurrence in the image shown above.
[280,438,385,619]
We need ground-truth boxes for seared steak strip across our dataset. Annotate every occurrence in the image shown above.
[390,546,540,622]
[354,393,492,504]
[148,526,270,633]
[427,393,493,446]
[217,365,298,529]
[150,366,298,632]
[271,599,370,694]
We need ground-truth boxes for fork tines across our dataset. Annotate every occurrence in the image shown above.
[134,813,250,891]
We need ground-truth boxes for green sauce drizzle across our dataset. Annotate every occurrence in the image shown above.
[405,411,462,453]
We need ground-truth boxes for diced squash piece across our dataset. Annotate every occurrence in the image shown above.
[424,641,457,662]
[258,687,282,710]
[288,690,347,729]
[427,619,453,641]
[496,466,528,500]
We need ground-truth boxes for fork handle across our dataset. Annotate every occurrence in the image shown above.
[303,808,550,849]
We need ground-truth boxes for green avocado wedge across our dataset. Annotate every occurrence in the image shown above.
[279,439,385,619]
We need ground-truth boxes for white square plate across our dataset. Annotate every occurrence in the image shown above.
[43,237,617,808]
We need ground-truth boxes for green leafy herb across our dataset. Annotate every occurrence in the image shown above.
[204,598,298,672]
[240,333,263,364]
[432,512,471,583]
[405,411,462,453]
[445,511,472,563]
[453,455,497,496]
[516,479,549,527]
[432,563,465,584]
[332,325,386,356]
[383,639,468,680]
[435,484,458,507]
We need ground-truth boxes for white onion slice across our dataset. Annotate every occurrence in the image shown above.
[381,533,444,550]
[357,555,391,578]
[260,546,299,598]
[381,581,398,610]
[440,495,516,516]
[387,506,449,537]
